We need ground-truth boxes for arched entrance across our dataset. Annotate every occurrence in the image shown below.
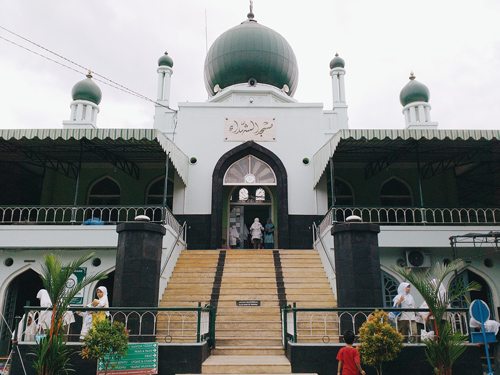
[211,141,288,249]
[0,269,44,355]
[228,186,275,248]
[450,269,496,318]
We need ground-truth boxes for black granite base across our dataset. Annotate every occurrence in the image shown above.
[286,342,483,375]
[11,342,210,375]
[288,215,322,249]
[176,214,211,250]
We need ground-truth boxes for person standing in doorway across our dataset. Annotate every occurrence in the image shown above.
[229,225,239,249]
[263,218,275,249]
[249,218,264,249]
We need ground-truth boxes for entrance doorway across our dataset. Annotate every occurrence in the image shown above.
[211,141,289,249]
[450,270,495,318]
[0,269,44,355]
[227,184,275,249]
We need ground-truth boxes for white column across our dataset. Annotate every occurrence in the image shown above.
[157,72,164,101]
[331,73,340,104]
[409,107,417,123]
[418,105,425,123]
[162,69,172,106]
[339,73,346,103]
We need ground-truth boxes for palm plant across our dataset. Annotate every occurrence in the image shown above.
[392,259,480,375]
[33,253,107,375]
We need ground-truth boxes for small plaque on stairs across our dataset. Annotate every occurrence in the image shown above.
[236,300,261,306]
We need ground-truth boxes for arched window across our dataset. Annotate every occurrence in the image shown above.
[380,178,412,206]
[146,178,173,209]
[230,186,271,203]
[381,271,400,308]
[86,177,120,222]
[450,270,495,318]
[327,177,354,208]
[224,156,276,185]
[88,177,121,205]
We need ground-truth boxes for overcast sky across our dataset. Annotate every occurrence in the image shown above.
[1,0,499,131]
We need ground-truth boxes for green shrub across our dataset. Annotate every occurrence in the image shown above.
[80,320,129,375]
[358,310,404,375]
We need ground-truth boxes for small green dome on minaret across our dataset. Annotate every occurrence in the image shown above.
[71,72,102,105]
[158,51,174,67]
[399,72,430,106]
[329,53,345,69]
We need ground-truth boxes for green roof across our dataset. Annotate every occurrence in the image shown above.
[314,129,500,187]
[0,128,189,185]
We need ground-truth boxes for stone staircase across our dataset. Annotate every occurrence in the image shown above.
[157,250,219,342]
[159,249,335,374]
[213,250,283,356]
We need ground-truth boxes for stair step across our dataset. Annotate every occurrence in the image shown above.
[202,355,291,374]
[213,347,285,356]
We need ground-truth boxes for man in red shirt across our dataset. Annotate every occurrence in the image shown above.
[336,330,365,375]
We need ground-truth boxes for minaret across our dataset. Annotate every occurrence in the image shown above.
[154,52,176,133]
[63,71,102,129]
[400,72,438,129]
[324,53,349,134]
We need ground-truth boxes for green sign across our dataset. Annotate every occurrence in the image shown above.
[97,343,158,375]
[66,267,87,305]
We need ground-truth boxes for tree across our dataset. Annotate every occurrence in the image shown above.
[33,253,107,375]
[392,259,480,375]
[80,320,129,375]
[358,310,404,375]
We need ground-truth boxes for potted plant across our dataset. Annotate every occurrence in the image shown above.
[358,309,404,375]
[392,259,480,375]
[80,319,129,375]
[32,253,107,375]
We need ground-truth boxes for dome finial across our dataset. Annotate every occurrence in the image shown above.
[247,0,255,19]
[87,70,93,78]
[409,71,415,80]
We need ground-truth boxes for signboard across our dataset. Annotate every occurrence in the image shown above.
[236,301,261,306]
[224,117,276,142]
[66,267,87,305]
[97,342,158,375]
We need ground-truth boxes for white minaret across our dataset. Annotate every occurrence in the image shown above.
[154,52,176,133]
[63,71,101,129]
[400,72,438,129]
[324,53,349,135]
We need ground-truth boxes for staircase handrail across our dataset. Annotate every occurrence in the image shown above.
[313,221,335,275]
[161,221,187,276]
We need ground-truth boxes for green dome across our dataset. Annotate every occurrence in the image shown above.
[204,19,299,96]
[71,73,102,105]
[329,53,345,69]
[399,73,430,106]
[158,51,174,67]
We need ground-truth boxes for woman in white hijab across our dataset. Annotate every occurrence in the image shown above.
[229,225,239,249]
[393,282,417,342]
[249,218,264,249]
[13,312,37,341]
[90,286,110,327]
[36,289,52,332]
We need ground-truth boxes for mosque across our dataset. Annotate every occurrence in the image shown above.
[0,4,499,371]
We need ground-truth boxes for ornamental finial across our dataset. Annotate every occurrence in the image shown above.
[247,0,255,19]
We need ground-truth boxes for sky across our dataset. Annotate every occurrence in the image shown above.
[1,0,500,131]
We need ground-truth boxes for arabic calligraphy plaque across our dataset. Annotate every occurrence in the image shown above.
[224,117,276,142]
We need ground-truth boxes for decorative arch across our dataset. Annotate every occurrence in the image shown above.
[211,141,288,249]
[380,177,413,206]
[448,266,499,317]
[87,176,121,205]
[0,264,42,309]
[145,176,174,209]
[380,268,401,308]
